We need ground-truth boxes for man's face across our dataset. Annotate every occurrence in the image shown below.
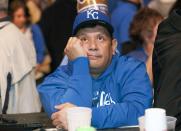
[76,25,117,77]
[12,7,26,29]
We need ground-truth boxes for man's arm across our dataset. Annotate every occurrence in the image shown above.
[38,57,92,116]
[92,62,153,128]
[38,37,92,116]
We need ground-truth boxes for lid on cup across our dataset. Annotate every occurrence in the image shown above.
[76,126,96,131]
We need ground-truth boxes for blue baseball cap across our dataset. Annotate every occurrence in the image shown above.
[72,9,113,36]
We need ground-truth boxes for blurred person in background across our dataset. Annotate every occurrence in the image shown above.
[34,0,55,10]
[149,0,176,17]
[124,7,163,82]
[0,0,41,114]
[153,8,181,130]
[143,0,151,6]
[111,0,142,53]
[38,0,77,72]
[9,0,48,80]
[26,0,41,24]
[108,0,150,14]
[26,0,55,24]
[108,0,118,14]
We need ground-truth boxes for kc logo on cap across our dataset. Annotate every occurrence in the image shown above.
[72,9,113,35]
[87,10,99,19]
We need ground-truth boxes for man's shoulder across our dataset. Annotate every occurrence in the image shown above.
[110,55,147,84]
[117,55,144,65]
[0,22,22,36]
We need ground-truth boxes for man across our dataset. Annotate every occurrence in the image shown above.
[153,8,181,130]
[38,9,153,129]
[0,0,41,113]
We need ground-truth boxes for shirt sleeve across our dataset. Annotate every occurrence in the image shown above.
[91,62,153,128]
[38,57,93,116]
[31,24,46,64]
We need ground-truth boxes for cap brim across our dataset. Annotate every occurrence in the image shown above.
[72,20,114,36]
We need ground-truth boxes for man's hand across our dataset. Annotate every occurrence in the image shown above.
[64,37,87,61]
[51,103,76,129]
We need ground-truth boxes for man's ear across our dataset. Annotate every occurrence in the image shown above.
[111,39,117,55]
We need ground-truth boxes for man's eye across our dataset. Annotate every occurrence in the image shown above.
[97,36,104,41]
[80,38,87,42]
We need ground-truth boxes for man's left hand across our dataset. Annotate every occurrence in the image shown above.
[51,103,76,129]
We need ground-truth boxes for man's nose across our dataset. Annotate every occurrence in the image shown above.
[88,40,98,51]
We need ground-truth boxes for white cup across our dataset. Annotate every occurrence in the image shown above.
[167,116,177,131]
[67,107,92,131]
[145,108,167,131]
[139,115,177,131]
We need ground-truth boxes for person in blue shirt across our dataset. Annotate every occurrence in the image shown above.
[126,7,163,62]
[122,8,163,83]
[111,0,141,52]
[38,9,153,129]
[108,0,118,14]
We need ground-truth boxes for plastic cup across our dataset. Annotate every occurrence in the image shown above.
[167,116,177,131]
[67,107,92,131]
[138,115,177,131]
[145,108,167,131]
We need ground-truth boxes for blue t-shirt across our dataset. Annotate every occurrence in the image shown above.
[111,1,138,52]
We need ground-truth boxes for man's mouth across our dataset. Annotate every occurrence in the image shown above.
[88,55,98,60]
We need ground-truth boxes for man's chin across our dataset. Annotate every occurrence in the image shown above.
[89,63,98,69]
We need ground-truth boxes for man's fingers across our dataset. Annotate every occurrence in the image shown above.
[67,37,76,48]
[51,112,59,120]
[64,37,73,53]
[54,103,66,110]
[55,103,74,110]
[52,119,62,126]
[67,37,73,46]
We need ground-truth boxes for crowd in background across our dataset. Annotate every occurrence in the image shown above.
[7,0,178,75]
[4,0,179,76]
[1,0,181,130]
